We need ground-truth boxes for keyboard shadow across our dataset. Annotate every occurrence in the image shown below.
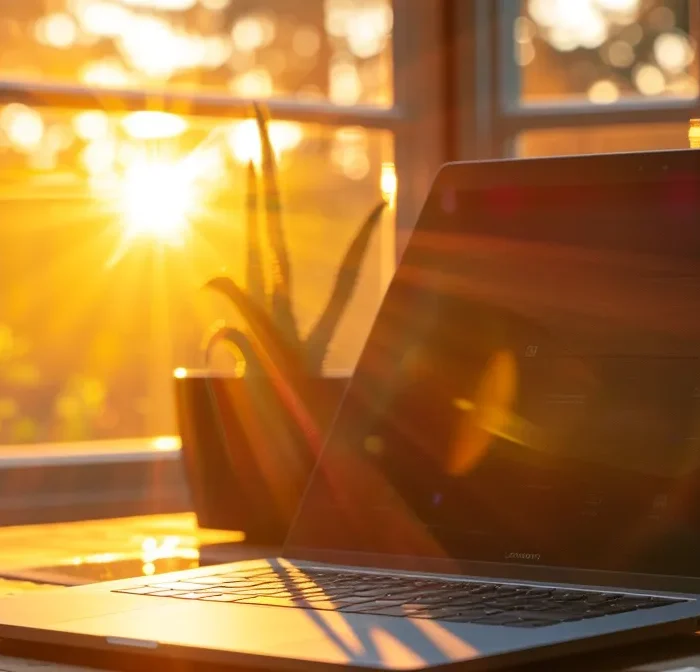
[272,563,479,667]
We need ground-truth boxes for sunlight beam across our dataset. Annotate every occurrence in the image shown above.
[120,158,196,245]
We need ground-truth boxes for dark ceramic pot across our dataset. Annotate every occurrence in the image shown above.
[174,370,349,545]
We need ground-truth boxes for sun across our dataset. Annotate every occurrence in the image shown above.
[120,157,197,245]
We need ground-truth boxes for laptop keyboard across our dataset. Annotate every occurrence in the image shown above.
[115,567,681,629]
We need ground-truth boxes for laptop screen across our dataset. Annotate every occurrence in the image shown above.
[285,149,700,580]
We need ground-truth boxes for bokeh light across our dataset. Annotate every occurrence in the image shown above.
[226,119,303,164]
[121,112,189,140]
[73,110,110,141]
[35,13,78,49]
[80,59,132,87]
[654,31,693,73]
[634,62,666,95]
[0,0,393,106]
[380,161,397,207]
[0,105,45,151]
[522,0,697,101]
[588,78,621,102]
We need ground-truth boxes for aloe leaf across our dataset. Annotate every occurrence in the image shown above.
[205,275,305,377]
[202,323,260,375]
[245,160,266,308]
[304,200,387,374]
[205,277,323,456]
[252,102,300,349]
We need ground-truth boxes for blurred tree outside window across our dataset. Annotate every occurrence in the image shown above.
[0,0,400,446]
[520,0,696,102]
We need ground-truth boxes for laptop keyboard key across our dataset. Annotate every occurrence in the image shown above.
[359,606,424,618]
[509,618,560,628]
[116,586,161,595]
[340,599,408,613]
[552,592,587,602]
[636,599,670,609]
[175,592,221,599]
[489,598,528,608]
[585,594,620,605]
[297,594,338,603]
[151,582,207,591]
[189,577,227,585]
[471,614,528,626]
[327,596,376,606]
[242,596,338,610]
[411,595,455,606]
[449,597,488,608]
[517,602,551,612]
[475,585,502,594]
[524,589,553,598]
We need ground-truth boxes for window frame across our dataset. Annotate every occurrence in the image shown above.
[455,0,700,161]
[0,0,449,521]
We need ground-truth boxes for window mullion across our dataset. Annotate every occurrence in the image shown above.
[455,0,509,161]
[497,0,521,113]
[0,79,404,129]
[392,0,447,254]
[497,97,700,136]
[692,0,700,45]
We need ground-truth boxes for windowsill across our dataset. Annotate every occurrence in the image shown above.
[0,436,182,469]
[0,437,189,525]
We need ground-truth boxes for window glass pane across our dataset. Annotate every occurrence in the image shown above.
[0,106,395,445]
[517,122,689,156]
[0,0,393,106]
[517,0,698,102]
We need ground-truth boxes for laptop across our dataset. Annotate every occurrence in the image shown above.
[2,148,700,671]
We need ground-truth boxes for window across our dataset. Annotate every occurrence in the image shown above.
[0,0,445,448]
[455,0,699,161]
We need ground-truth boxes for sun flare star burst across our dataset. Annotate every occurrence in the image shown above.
[120,158,198,245]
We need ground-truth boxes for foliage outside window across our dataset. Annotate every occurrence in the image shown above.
[520,0,696,102]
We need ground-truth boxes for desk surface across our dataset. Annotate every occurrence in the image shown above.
[0,513,241,671]
[1,514,700,672]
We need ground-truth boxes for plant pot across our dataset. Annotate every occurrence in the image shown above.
[174,370,349,546]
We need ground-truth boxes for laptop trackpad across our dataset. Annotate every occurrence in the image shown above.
[54,604,494,669]
[53,601,315,655]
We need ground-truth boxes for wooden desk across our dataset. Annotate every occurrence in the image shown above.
[0,513,240,671]
[0,515,699,672]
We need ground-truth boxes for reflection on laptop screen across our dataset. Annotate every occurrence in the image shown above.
[286,150,700,578]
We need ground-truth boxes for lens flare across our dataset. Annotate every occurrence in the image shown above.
[120,158,196,244]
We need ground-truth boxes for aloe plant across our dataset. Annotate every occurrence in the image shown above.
[204,103,387,380]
